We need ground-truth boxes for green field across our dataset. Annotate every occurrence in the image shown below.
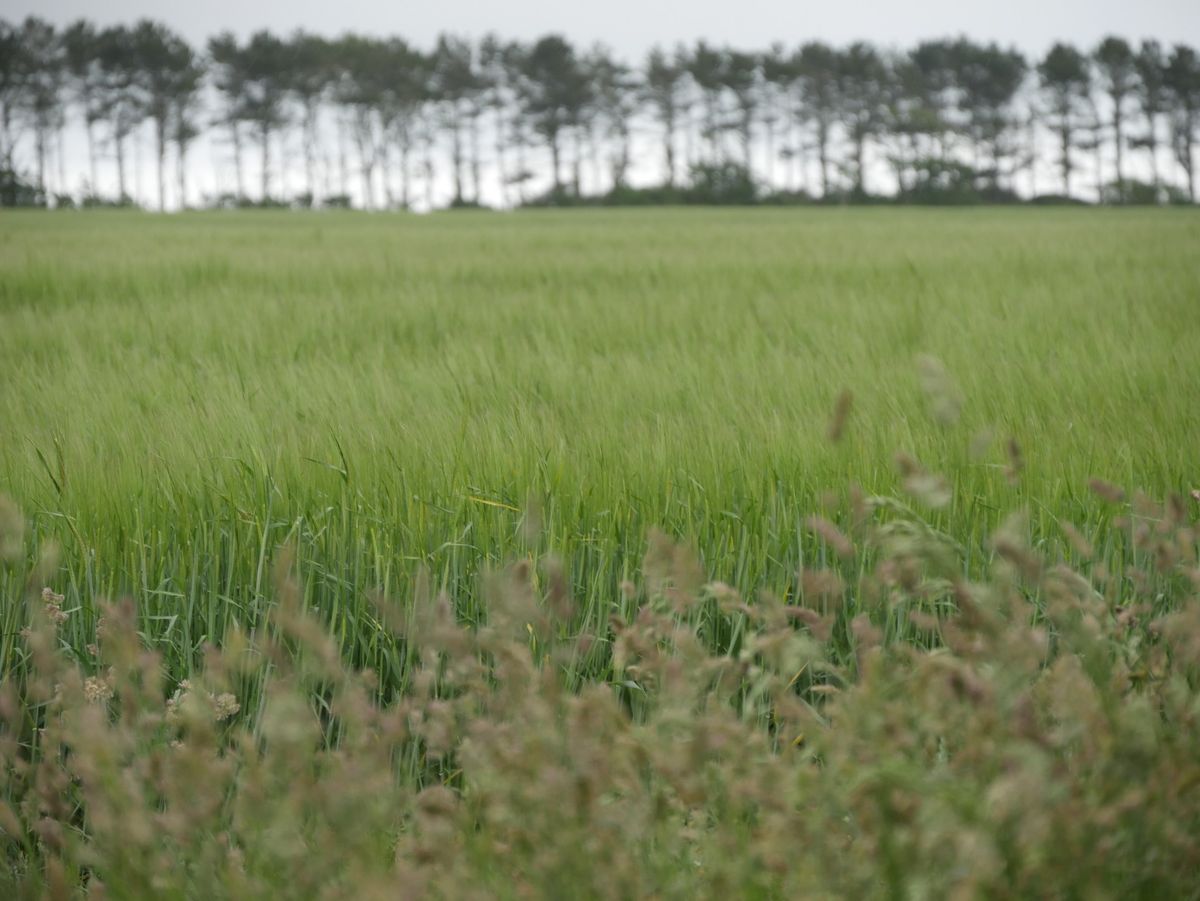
[2,207,1198,676]
[3,208,1200,897]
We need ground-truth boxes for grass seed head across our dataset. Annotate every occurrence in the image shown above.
[827,389,853,443]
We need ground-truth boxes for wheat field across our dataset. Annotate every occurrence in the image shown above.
[2,208,1197,673]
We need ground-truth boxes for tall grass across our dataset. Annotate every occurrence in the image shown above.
[1,208,1198,688]
[0,469,1197,897]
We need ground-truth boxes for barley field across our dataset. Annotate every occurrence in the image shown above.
[2,208,1199,897]
[2,208,1197,665]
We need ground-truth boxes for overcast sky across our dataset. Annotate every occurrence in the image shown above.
[3,0,1198,56]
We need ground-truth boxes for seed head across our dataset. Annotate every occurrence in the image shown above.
[41,588,68,625]
[827,389,853,443]
[83,676,113,704]
[213,693,240,721]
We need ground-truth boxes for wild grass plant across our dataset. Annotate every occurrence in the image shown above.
[0,469,1198,897]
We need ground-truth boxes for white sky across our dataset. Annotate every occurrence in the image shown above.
[3,0,1198,57]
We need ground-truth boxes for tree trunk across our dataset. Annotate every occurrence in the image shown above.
[177,139,188,210]
[493,109,509,208]
[133,124,144,205]
[1060,122,1071,197]
[764,115,775,187]
[115,132,127,202]
[791,112,805,193]
[590,123,603,193]
[515,134,527,204]
[423,125,435,210]
[337,115,349,198]
[609,124,630,190]
[86,118,99,197]
[56,126,66,202]
[1113,107,1124,203]
[400,137,410,210]
[991,137,1003,192]
[549,131,561,192]
[741,110,753,174]
[705,96,719,162]
[0,104,12,172]
[1027,113,1037,198]
[231,123,244,200]
[35,125,48,207]
[683,108,695,170]
[1184,132,1196,202]
[361,156,374,210]
[572,128,583,197]
[356,117,375,211]
[305,103,318,205]
[1146,115,1160,202]
[855,141,865,196]
[817,119,830,197]
[156,119,167,212]
[853,130,866,196]
[380,141,394,209]
[663,111,676,187]
[452,116,464,205]
[260,122,270,202]
[893,140,909,198]
[469,109,481,204]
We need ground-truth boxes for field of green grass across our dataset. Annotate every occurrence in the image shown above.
[2,207,1200,897]
[2,207,1198,677]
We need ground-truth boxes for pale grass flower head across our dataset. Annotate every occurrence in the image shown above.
[41,587,68,624]
[83,676,113,704]
[213,692,240,721]
[168,680,239,722]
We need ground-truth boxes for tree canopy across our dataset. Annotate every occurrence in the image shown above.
[1,17,1197,208]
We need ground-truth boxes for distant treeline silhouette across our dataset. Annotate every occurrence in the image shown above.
[1,18,1198,209]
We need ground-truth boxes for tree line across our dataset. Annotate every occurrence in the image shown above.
[1,17,1199,209]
